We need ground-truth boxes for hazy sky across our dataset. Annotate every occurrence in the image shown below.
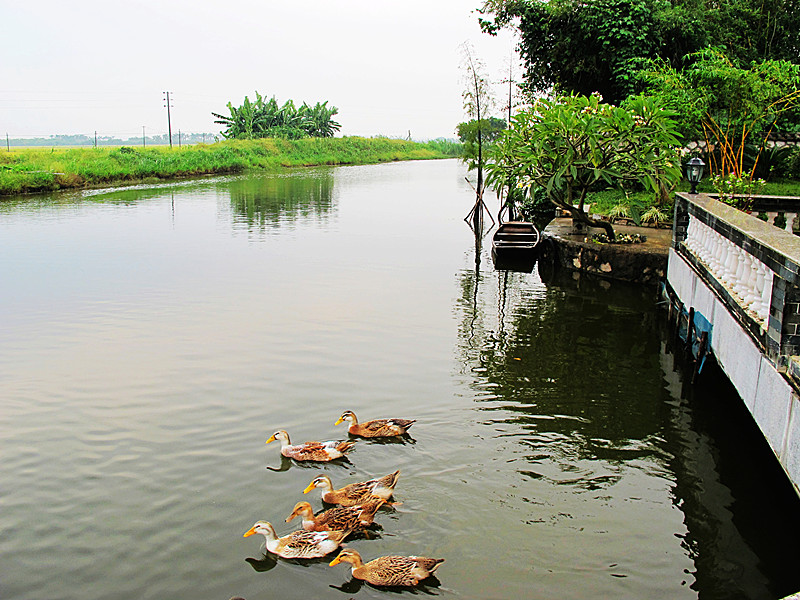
[2,1,518,140]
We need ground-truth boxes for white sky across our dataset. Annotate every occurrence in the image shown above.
[1,0,518,140]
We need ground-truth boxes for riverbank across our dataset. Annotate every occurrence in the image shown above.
[541,218,672,286]
[0,136,460,196]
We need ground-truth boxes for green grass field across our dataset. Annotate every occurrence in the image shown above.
[0,137,461,196]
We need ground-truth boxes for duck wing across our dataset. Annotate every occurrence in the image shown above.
[285,440,353,461]
[277,530,342,559]
[360,419,415,437]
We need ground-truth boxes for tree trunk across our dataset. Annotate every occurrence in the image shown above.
[564,206,616,241]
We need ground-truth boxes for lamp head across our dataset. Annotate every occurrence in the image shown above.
[686,157,705,194]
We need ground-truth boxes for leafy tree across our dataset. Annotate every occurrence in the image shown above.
[456,117,507,171]
[213,93,341,139]
[485,93,681,240]
[478,0,800,105]
[637,48,800,179]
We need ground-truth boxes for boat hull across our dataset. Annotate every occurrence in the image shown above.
[491,221,540,271]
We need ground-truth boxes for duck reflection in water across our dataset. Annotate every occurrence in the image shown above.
[266,453,353,472]
[245,553,335,572]
[329,575,443,595]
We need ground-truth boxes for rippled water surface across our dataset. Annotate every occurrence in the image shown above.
[2,159,799,600]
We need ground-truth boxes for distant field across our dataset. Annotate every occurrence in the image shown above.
[0,137,462,196]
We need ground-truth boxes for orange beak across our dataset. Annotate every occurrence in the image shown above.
[302,482,316,494]
[329,554,343,567]
[334,417,344,426]
[243,527,256,538]
[266,434,276,444]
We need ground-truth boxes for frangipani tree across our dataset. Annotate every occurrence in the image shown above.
[486,93,681,240]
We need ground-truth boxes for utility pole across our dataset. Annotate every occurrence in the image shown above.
[94,131,97,148]
[142,126,146,148]
[163,91,174,149]
[6,133,9,152]
[178,129,181,149]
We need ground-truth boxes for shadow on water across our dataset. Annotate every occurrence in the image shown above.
[662,346,800,599]
[347,433,416,446]
[456,242,800,599]
[245,552,333,573]
[329,575,443,595]
[228,169,335,232]
[266,454,354,472]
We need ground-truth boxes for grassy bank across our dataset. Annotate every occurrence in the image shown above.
[0,136,462,196]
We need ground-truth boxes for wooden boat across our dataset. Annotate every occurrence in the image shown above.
[491,221,540,272]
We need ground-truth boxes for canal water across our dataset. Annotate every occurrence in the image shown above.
[1,159,799,600]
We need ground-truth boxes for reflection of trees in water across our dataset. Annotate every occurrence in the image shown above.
[457,257,800,598]
[455,260,668,452]
[228,169,335,231]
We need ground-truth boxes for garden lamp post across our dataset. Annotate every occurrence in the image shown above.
[686,157,705,194]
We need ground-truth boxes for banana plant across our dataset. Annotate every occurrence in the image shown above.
[213,94,341,139]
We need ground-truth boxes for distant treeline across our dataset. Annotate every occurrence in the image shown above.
[4,133,217,148]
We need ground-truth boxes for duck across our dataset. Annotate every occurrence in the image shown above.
[242,520,349,559]
[266,430,354,461]
[335,410,415,438]
[329,548,445,587]
[285,499,386,532]
[303,471,400,506]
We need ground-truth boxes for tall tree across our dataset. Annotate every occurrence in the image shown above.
[478,0,800,104]
[460,42,497,230]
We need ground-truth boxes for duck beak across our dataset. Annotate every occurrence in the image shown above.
[334,417,344,426]
[266,434,276,444]
[303,482,316,494]
[243,527,256,538]
[329,555,343,566]
[285,513,296,523]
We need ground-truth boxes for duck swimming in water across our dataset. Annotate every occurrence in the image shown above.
[266,429,354,461]
[285,498,386,532]
[335,410,415,438]
[242,520,348,559]
[303,471,400,506]
[329,548,444,586]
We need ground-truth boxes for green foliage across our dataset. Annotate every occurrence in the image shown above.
[212,93,341,140]
[711,173,766,208]
[638,49,800,178]
[456,117,507,170]
[478,0,800,104]
[515,185,556,228]
[0,138,451,196]
[486,93,681,239]
[746,144,795,179]
[607,202,631,222]
[780,147,800,179]
[640,204,670,226]
[421,138,463,157]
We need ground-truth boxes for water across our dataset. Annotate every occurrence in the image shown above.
[1,159,799,600]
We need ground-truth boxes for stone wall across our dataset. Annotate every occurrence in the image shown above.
[539,233,668,287]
